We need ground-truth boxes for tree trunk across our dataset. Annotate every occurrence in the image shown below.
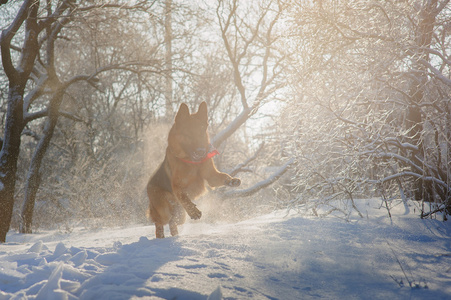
[0,0,39,242]
[21,91,64,233]
[407,0,437,202]
[0,86,25,242]
[164,0,173,119]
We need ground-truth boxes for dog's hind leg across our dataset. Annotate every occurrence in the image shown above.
[169,203,185,237]
[155,223,165,238]
[169,222,178,236]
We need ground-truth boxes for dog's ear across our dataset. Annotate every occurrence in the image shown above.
[196,101,208,124]
[175,103,190,124]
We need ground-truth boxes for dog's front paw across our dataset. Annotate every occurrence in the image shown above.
[226,177,241,187]
[187,206,202,220]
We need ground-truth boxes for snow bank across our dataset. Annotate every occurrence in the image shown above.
[0,199,450,299]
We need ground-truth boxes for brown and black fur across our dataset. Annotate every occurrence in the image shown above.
[147,102,241,238]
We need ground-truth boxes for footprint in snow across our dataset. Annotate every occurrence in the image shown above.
[207,273,228,279]
[176,263,207,269]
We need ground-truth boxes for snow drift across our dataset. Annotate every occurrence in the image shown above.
[0,199,450,299]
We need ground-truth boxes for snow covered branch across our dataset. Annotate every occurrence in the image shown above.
[371,171,450,193]
[223,158,294,198]
[212,107,253,147]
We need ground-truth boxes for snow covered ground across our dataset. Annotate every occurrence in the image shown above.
[1,199,450,299]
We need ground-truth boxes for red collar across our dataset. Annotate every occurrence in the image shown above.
[179,146,219,164]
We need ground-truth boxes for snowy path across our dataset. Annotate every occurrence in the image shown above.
[1,200,450,299]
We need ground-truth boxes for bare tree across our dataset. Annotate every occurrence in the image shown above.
[212,0,288,147]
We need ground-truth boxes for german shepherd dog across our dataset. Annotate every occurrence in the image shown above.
[147,102,241,238]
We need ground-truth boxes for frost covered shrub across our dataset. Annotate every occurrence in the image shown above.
[279,0,451,220]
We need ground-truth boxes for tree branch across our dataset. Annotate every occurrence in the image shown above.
[371,171,450,192]
[0,0,35,81]
[418,57,451,87]
[223,158,294,198]
[211,107,252,147]
[217,0,248,109]
[229,142,264,177]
